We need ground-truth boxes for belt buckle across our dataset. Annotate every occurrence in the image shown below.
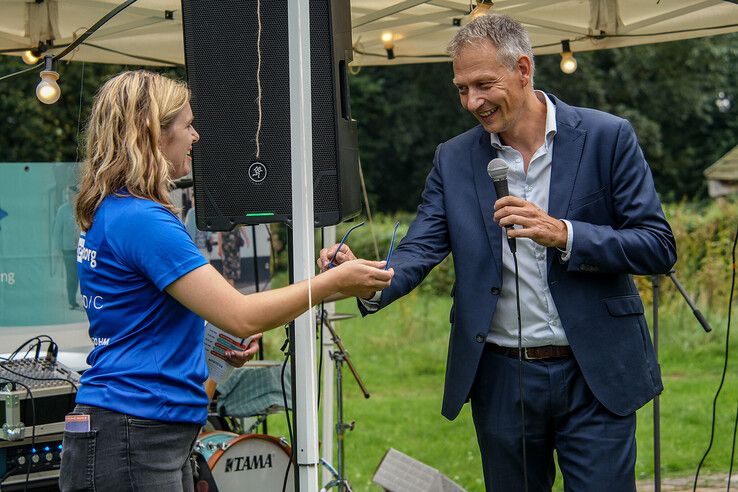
[523,347,545,360]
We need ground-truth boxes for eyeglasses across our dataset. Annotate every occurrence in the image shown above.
[327,221,401,271]
[327,221,365,269]
[384,221,400,270]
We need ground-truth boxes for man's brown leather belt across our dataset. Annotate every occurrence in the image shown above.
[487,344,573,361]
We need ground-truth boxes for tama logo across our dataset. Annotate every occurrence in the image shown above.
[224,453,273,472]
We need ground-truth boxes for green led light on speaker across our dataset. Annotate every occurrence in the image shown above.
[245,212,275,217]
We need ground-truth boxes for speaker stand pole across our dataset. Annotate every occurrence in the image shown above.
[321,225,337,487]
[289,1,320,491]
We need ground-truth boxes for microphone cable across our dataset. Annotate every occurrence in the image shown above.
[510,233,529,492]
[692,225,737,491]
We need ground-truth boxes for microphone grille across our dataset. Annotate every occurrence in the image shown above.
[487,158,508,181]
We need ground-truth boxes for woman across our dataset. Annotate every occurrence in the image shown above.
[59,70,391,491]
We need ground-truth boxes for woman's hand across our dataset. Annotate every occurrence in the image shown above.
[223,333,262,367]
[317,243,357,272]
[328,259,393,299]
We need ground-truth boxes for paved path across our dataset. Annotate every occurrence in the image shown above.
[638,474,738,491]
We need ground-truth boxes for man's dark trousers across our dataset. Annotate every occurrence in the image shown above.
[470,345,637,491]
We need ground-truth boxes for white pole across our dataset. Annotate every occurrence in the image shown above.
[321,226,336,487]
[288,0,319,491]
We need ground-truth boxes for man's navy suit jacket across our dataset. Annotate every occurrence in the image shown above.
[361,95,677,420]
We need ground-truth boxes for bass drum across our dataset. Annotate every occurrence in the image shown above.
[195,431,294,492]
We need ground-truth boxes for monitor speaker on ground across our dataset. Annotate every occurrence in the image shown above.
[181,0,361,230]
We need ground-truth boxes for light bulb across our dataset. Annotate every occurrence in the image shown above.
[36,70,61,104]
[22,50,40,65]
[559,40,577,74]
[381,31,395,60]
[381,31,394,50]
[560,52,577,74]
[470,2,492,20]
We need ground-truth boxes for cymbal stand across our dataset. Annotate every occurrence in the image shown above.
[319,311,369,492]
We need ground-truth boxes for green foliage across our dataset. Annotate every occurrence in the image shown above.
[0,57,184,163]
[349,63,476,213]
[635,198,738,309]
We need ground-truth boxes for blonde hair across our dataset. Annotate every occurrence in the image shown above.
[75,70,190,231]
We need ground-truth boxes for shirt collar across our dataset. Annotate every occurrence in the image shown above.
[490,91,557,150]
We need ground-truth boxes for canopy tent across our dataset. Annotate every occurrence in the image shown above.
[0,0,737,67]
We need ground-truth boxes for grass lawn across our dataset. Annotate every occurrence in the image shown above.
[257,288,737,491]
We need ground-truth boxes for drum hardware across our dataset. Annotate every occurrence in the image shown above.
[194,431,294,491]
[319,310,368,492]
[319,459,352,492]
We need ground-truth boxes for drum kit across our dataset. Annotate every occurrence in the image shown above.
[194,431,294,491]
[193,310,363,492]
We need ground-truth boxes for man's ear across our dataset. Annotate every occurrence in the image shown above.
[516,55,533,88]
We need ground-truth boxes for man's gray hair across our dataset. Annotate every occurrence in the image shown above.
[447,14,535,78]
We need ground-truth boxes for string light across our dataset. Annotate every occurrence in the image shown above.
[381,31,395,60]
[36,56,61,104]
[559,40,578,74]
[21,50,40,65]
[469,0,493,20]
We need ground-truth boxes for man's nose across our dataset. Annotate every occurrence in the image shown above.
[466,89,485,112]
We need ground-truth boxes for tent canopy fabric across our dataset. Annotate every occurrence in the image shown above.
[0,0,737,67]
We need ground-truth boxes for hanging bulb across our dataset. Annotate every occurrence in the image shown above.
[36,56,61,104]
[22,50,40,65]
[559,40,577,74]
[469,0,493,20]
[381,31,395,60]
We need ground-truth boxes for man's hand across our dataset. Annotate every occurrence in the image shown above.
[223,333,262,368]
[493,196,567,248]
[329,259,393,300]
[317,243,357,272]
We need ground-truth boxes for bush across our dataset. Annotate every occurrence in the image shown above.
[635,198,737,310]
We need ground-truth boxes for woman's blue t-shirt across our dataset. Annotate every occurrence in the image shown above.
[75,194,209,424]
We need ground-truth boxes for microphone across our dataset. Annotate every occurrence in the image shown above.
[487,158,516,253]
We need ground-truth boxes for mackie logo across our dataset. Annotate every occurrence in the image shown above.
[224,453,273,472]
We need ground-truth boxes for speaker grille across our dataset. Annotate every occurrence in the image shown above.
[182,0,359,230]
[310,0,339,215]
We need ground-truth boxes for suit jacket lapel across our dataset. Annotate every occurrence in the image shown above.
[547,95,586,271]
[471,130,502,280]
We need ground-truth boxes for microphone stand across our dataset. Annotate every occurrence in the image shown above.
[319,310,369,492]
[650,269,712,492]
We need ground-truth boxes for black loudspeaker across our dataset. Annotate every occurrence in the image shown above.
[181,0,361,231]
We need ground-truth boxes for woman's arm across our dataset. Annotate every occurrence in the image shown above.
[166,259,392,339]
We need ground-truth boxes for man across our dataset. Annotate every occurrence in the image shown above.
[321,13,676,492]
[52,186,80,309]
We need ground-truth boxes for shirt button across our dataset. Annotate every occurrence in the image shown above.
[475,334,485,343]
[490,287,500,295]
